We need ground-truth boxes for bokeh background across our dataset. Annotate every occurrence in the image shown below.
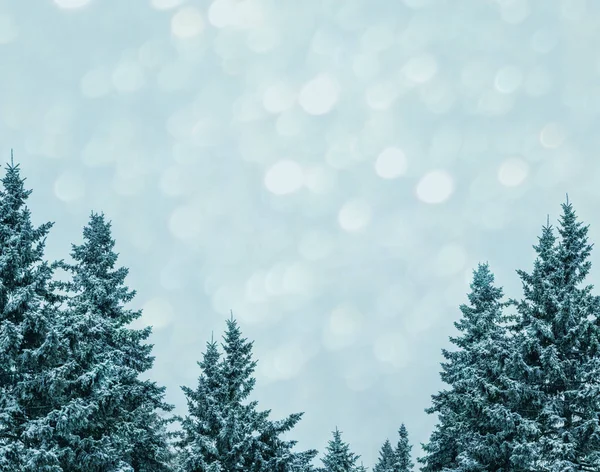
[2,0,600,468]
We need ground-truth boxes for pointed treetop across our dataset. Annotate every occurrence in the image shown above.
[547,214,550,227]
[566,192,569,205]
[10,148,13,166]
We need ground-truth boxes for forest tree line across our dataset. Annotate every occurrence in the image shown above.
[1,158,599,471]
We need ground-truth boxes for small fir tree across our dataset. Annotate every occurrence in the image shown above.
[178,316,317,471]
[420,263,515,471]
[373,439,395,472]
[320,427,360,472]
[393,424,413,472]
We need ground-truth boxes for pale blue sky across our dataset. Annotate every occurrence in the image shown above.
[2,0,600,468]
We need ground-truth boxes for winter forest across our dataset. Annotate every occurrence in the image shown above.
[2,149,600,472]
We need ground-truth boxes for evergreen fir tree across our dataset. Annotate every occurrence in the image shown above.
[393,424,413,472]
[373,439,394,472]
[177,336,225,471]
[178,316,317,471]
[507,201,600,470]
[420,263,515,471]
[0,157,64,471]
[320,427,359,472]
[42,212,175,471]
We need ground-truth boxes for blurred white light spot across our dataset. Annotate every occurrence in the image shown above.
[171,6,205,38]
[0,15,18,44]
[265,263,286,296]
[338,199,371,232]
[403,54,438,84]
[373,332,409,368]
[283,262,314,294]
[54,171,85,202]
[112,62,145,93]
[360,23,395,53]
[366,80,399,109]
[323,304,363,350]
[435,244,467,277]
[416,170,454,204]
[531,29,558,54]
[298,74,340,115]
[262,82,297,114]
[151,0,186,9]
[81,67,112,98]
[140,298,175,330]
[208,0,236,28]
[54,0,91,8]
[260,342,313,381]
[191,118,221,147]
[234,0,265,29]
[375,147,408,179]
[247,27,280,53]
[168,202,203,240]
[540,123,565,149]
[298,230,334,261]
[245,271,268,303]
[304,165,337,194]
[561,0,587,20]
[494,65,523,94]
[498,157,529,187]
[264,160,304,195]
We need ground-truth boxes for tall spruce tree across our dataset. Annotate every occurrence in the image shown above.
[177,316,317,471]
[42,212,175,471]
[420,263,515,471]
[507,201,600,470]
[373,440,394,472]
[0,157,64,471]
[393,424,412,472]
[320,427,360,472]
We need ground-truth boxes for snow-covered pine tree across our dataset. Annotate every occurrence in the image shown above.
[178,316,317,471]
[320,427,360,472]
[507,201,600,470]
[177,336,225,471]
[373,439,395,472]
[420,263,515,471]
[0,157,65,471]
[393,424,413,472]
[44,212,175,471]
